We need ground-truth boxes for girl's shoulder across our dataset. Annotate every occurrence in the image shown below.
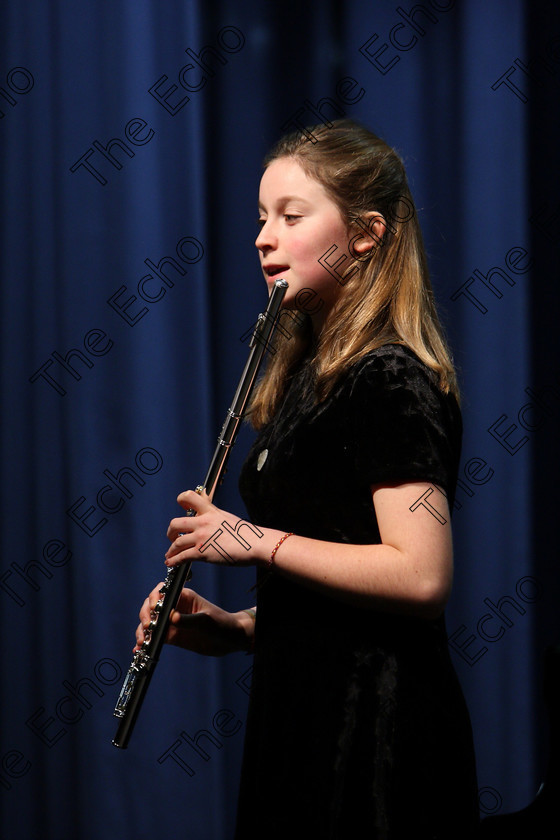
[346,343,441,397]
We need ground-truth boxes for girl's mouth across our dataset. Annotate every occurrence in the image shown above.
[264,265,289,279]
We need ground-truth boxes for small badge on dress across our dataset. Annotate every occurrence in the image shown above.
[256,449,268,471]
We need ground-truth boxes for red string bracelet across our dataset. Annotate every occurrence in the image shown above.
[269,532,293,566]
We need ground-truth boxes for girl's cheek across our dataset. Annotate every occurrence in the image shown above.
[288,235,307,256]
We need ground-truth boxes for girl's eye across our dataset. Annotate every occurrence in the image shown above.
[256,214,301,228]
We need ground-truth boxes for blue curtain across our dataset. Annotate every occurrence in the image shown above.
[1,1,558,837]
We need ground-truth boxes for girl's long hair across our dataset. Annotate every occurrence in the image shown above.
[250,119,459,429]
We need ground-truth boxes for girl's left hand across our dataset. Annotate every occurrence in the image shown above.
[165,489,267,568]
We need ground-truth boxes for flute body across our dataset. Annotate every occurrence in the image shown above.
[112,278,288,749]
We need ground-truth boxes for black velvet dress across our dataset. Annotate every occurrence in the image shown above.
[235,344,479,840]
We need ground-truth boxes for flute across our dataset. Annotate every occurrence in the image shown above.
[112,278,288,749]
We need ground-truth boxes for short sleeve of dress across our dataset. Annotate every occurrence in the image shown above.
[347,345,462,504]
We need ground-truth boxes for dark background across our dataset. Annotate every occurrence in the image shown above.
[1,1,559,837]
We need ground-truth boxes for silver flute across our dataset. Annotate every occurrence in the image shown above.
[112,278,288,749]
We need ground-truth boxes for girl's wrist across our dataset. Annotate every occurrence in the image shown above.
[236,607,257,653]
[254,528,286,567]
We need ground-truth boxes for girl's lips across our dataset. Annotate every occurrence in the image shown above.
[264,266,289,278]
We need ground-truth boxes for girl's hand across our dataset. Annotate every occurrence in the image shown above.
[165,489,268,568]
[134,585,255,656]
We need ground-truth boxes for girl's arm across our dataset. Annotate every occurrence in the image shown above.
[166,481,453,620]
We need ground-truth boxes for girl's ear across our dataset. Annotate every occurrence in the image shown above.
[349,212,387,258]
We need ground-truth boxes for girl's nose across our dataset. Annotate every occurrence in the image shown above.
[255,220,276,253]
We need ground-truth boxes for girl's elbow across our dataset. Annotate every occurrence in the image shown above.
[417,566,453,620]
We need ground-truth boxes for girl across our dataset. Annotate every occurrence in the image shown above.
[136,120,480,838]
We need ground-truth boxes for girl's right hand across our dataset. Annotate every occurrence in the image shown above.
[134,585,255,657]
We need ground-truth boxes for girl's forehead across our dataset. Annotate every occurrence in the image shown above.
[259,158,328,202]
[262,157,308,183]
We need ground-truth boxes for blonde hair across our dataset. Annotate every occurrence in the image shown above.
[250,119,459,428]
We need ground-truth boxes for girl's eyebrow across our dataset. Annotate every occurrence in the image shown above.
[258,195,311,211]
